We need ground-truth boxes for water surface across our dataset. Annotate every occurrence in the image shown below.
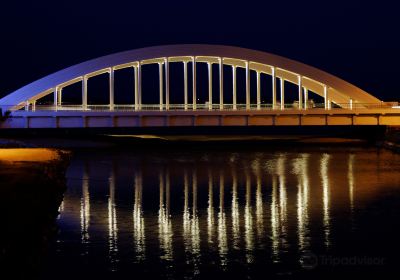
[42,146,400,279]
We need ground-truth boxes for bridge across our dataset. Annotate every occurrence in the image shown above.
[0,44,399,129]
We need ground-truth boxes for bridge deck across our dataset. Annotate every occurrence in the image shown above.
[2,108,400,129]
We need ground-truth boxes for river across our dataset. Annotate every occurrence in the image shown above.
[31,145,400,279]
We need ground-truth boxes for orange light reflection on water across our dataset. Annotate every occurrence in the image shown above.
[0,148,60,162]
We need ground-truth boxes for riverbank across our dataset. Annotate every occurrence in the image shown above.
[379,126,400,153]
[0,124,387,149]
[0,134,377,150]
[0,148,70,279]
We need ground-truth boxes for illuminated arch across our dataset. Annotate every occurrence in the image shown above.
[0,44,380,111]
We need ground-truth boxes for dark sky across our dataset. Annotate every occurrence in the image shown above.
[1,0,399,101]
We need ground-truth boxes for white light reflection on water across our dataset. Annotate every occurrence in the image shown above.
[244,169,254,263]
[58,201,64,215]
[158,169,173,261]
[80,164,90,257]
[252,157,264,243]
[133,170,145,262]
[320,153,331,248]
[207,169,215,245]
[348,154,355,214]
[271,174,280,260]
[267,154,289,261]
[108,166,118,270]
[277,154,288,250]
[80,165,90,243]
[56,148,394,277]
[293,153,310,252]
[231,166,240,250]
[183,169,201,276]
[191,170,201,275]
[218,171,228,268]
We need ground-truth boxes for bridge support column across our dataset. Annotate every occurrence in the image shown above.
[138,62,142,110]
[32,100,36,112]
[135,62,142,111]
[82,76,88,110]
[183,61,188,111]
[192,57,196,110]
[58,88,62,106]
[272,67,277,109]
[25,101,29,111]
[208,62,213,110]
[245,61,250,110]
[54,87,59,111]
[165,58,170,110]
[256,71,261,110]
[349,98,353,110]
[109,68,115,111]
[297,75,303,110]
[304,88,308,110]
[280,78,285,110]
[323,85,328,110]
[134,66,138,110]
[219,58,224,110]
[232,65,237,110]
[159,62,164,111]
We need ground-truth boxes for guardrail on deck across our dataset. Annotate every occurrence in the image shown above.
[1,102,399,114]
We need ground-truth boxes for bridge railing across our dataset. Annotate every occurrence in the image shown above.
[17,103,304,111]
[3,101,399,113]
[334,102,399,109]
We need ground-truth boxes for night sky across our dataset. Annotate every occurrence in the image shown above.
[1,0,399,101]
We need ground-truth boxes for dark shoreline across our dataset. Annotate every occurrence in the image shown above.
[1,124,399,153]
[0,135,378,151]
[0,125,388,150]
[0,151,70,279]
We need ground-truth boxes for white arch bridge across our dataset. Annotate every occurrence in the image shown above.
[1,44,399,129]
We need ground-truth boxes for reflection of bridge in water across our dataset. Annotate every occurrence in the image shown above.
[57,149,386,272]
[1,45,400,129]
